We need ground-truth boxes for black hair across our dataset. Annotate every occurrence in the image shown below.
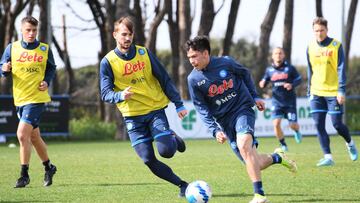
[185,35,211,54]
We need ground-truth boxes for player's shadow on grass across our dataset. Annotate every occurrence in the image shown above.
[214,193,309,198]
[0,201,52,203]
[291,198,360,202]
[56,182,162,187]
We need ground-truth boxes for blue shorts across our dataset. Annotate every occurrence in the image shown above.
[271,105,298,122]
[16,103,45,128]
[220,107,258,163]
[309,95,343,115]
[124,109,173,147]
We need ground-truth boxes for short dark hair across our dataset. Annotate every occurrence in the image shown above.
[185,36,211,54]
[21,16,38,26]
[313,17,327,28]
[114,16,134,33]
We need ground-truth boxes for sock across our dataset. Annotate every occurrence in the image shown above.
[43,160,52,171]
[253,181,265,196]
[178,180,188,188]
[279,138,287,146]
[21,164,29,177]
[347,140,355,147]
[271,153,282,164]
[146,160,182,186]
[324,154,333,160]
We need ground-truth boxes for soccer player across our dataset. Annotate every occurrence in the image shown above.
[99,16,189,197]
[185,36,297,203]
[259,47,302,151]
[307,17,358,166]
[0,16,57,188]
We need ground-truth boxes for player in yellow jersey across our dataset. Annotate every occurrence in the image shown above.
[307,17,358,166]
[0,16,57,188]
[99,16,189,197]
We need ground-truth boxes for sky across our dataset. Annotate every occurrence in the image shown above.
[15,0,360,68]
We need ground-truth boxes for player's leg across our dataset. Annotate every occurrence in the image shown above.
[287,107,302,143]
[310,96,334,166]
[134,141,188,197]
[272,107,288,151]
[327,97,358,161]
[31,128,57,186]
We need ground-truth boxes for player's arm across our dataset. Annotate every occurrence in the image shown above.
[337,44,346,104]
[306,47,313,97]
[284,65,302,91]
[39,48,57,91]
[0,44,12,77]
[188,77,222,137]
[259,68,270,88]
[148,49,187,116]
[99,58,131,103]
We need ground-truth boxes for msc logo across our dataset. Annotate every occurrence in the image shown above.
[20,67,40,73]
[123,60,145,76]
[215,92,237,106]
[208,79,233,97]
[16,52,44,62]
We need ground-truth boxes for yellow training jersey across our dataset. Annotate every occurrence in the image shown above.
[11,41,51,106]
[105,45,170,116]
[308,39,341,96]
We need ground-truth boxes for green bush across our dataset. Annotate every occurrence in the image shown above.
[69,117,116,140]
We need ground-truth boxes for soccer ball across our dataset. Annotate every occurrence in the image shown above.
[185,180,212,203]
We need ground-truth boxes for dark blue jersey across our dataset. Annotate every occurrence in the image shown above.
[261,62,301,107]
[187,56,260,137]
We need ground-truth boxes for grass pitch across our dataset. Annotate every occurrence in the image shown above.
[0,136,359,203]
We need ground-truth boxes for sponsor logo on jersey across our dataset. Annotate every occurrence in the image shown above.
[271,73,288,81]
[20,67,40,73]
[314,49,333,57]
[208,79,233,97]
[197,79,206,86]
[16,52,44,62]
[215,92,237,106]
[123,60,145,76]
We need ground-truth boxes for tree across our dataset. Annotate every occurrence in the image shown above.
[344,0,358,66]
[282,0,293,63]
[254,0,280,84]
[316,0,323,17]
[145,0,167,54]
[219,0,241,56]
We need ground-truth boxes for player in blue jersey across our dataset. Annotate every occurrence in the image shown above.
[99,16,189,197]
[185,36,297,203]
[307,17,358,166]
[259,47,302,151]
[0,16,57,188]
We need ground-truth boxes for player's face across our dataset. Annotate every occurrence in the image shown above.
[272,48,285,65]
[21,22,37,43]
[313,24,328,42]
[113,23,134,52]
[187,48,209,70]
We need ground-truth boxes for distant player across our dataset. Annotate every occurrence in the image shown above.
[307,17,358,166]
[186,36,297,203]
[99,16,189,196]
[259,47,302,151]
[0,16,57,188]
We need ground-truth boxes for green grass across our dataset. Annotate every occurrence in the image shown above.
[0,136,359,203]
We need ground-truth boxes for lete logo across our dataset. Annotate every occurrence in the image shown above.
[16,52,44,62]
[208,79,233,97]
[123,60,145,76]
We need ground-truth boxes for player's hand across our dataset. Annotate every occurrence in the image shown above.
[2,62,11,72]
[122,86,134,100]
[38,81,48,91]
[215,131,227,144]
[337,95,345,105]
[283,83,293,90]
[177,109,188,119]
[259,80,266,88]
[255,99,265,111]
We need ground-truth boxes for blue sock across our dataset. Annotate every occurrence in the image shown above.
[279,138,287,146]
[253,181,265,196]
[271,153,282,164]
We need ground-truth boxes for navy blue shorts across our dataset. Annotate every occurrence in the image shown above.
[16,103,45,128]
[220,107,258,163]
[271,105,298,122]
[124,109,173,147]
[309,95,343,115]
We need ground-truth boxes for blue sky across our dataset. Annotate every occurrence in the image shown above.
[16,0,360,68]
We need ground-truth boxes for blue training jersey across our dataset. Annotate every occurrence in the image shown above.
[187,56,260,137]
[261,61,301,107]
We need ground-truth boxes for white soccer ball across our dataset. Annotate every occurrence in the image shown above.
[185,180,212,203]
